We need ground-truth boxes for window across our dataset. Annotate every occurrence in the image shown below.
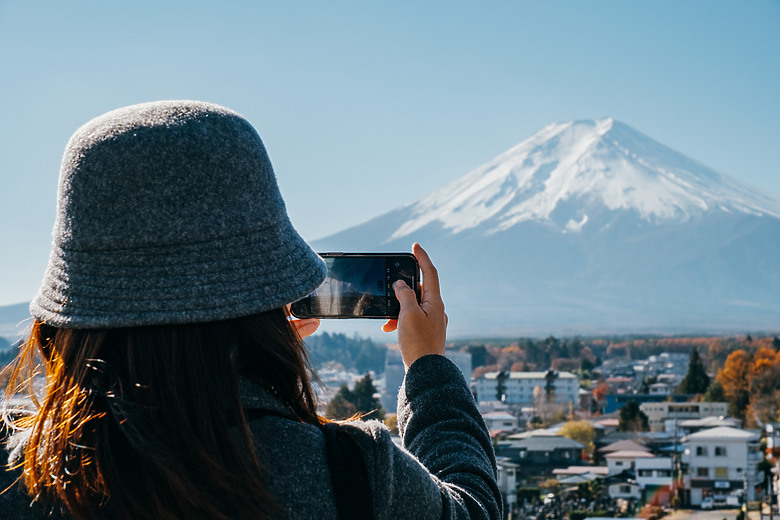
[657,470,672,477]
[620,485,632,493]
[715,467,728,478]
[715,446,727,456]
[697,467,709,477]
[616,461,624,466]
[696,446,708,456]
[639,470,653,477]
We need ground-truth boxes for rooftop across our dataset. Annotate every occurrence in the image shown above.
[685,426,760,441]
[553,466,609,476]
[599,439,646,453]
[505,435,585,451]
[604,450,654,459]
[481,371,578,380]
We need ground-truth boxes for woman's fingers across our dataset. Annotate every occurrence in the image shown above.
[412,243,442,306]
[290,317,320,339]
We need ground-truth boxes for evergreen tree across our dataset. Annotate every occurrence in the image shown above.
[496,370,508,401]
[618,400,649,431]
[350,374,385,420]
[703,380,726,402]
[326,374,385,421]
[678,347,710,394]
[325,385,357,419]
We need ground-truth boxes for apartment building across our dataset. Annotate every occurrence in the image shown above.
[682,426,761,506]
[475,370,579,407]
[640,401,728,432]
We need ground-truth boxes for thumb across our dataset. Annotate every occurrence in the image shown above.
[393,280,418,310]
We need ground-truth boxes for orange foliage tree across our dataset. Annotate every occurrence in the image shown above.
[716,349,751,418]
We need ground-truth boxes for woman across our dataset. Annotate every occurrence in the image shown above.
[1,101,500,519]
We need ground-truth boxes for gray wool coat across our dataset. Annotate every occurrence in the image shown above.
[1,355,502,519]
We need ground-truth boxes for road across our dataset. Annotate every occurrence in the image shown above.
[665,508,768,520]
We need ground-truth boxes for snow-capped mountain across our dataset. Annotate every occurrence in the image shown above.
[391,118,780,239]
[317,118,780,336]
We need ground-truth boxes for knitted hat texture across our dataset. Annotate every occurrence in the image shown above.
[30,100,326,328]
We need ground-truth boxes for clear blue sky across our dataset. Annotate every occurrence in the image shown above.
[1,0,778,306]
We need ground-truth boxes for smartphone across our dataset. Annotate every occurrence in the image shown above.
[290,253,420,319]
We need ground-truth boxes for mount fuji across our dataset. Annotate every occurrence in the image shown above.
[314,118,780,336]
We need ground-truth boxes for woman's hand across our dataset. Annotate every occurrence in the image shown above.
[382,243,447,370]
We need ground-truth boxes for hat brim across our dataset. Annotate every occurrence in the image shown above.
[30,215,326,328]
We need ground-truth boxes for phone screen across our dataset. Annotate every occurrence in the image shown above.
[290,253,419,319]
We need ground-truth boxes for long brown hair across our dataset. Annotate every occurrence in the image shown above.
[3,308,322,520]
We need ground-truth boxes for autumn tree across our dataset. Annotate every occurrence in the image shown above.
[592,382,609,414]
[717,349,751,419]
[678,347,710,394]
[560,420,595,460]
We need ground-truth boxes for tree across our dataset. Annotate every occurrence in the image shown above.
[678,347,710,394]
[703,380,725,402]
[326,373,385,421]
[717,349,751,419]
[467,344,489,368]
[326,385,358,419]
[560,420,595,460]
[618,400,649,432]
[496,370,508,401]
[350,373,385,420]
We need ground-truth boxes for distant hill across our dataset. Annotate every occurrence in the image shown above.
[0,302,31,342]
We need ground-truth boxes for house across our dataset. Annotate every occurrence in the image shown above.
[483,411,519,435]
[682,426,762,506]
[495,435,585,479]
[596,439,647,464]
[648,382,671,396]
[605,450,654,475]
[601,471,641,500]
[635,457,673,506]
[553,466,609,484]
[599,439,647,455]
[496,456,521,513]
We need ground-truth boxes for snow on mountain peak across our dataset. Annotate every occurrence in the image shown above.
[389,118,780,240]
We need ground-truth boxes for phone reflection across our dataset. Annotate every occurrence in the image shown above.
[310,257,386,317]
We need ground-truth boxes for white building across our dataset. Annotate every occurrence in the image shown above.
[496,457,521,513]
[640,401,728,432]
[482,411,519,433]
[605,450,654,476]
[475,370,579,407]
[381,349,405,411]
[682,426,762,506]
[636,457,673,505]
[446,350,473,383]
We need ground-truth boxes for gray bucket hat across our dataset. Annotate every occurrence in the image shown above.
[30,100,326,328]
